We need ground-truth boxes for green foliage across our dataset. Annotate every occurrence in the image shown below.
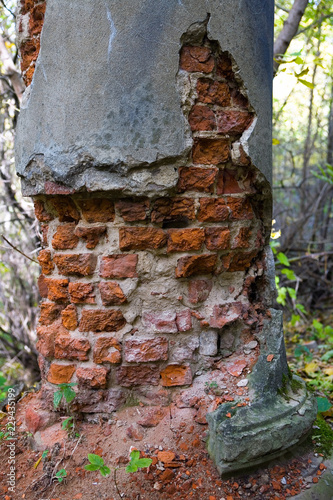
[316,396,332,413]
[125,450,152,473]
[85,454,111,477]
[53,383,77,410]
[55,468,67,482]
[312,164,333,185]
[312,416,333,456]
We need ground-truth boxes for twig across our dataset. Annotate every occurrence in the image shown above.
[1,234,38,263]
[0,0,16,18]
[114,467,122,500]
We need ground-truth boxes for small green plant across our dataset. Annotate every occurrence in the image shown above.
[85,454,111,477]
[62,416,74,433]
[125,449,152,473]
[53,383,77,410]
[55,468,67,482]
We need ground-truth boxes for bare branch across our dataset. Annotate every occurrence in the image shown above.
[1,235,39,264]
[297,12,333,35]
[0,34,24,102]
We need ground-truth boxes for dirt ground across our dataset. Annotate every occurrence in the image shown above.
[0,392,331,500]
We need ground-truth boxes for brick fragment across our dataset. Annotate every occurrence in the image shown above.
[119,227,167,251]
[197,198,229,222]
[54,253,97,276]
[217,169,245,195]
[188,105,216,132]
[38,275,49,298]
[78,198,115,223]
[116,365,160,387]
[175,254,217,278]
[160,365,192,387]
[47,364,76,384]
[79,309,126,333]
[55,334,90,361]
[49,197,80,222]
[44,182,74,195]
[210,302,243,328]
[196,78,231,106]
[151,198,195,224]
[34,199,54,222]
[176,310,192,332]
[221,250,258,272]
[179,46,214,73]
[68,282,95,304]
[124,337,168,362]
[142,311,177,333]
[193,138,230,165]
[61,304,78,330]
[188,279,212,304]
[167,228,205,252]
[44,278,69,303]
[99,282,127,306]
[29,2,46,36]
[39,302,64,326]
[38,249,54,275]
[41,225,49,247]
[116,198,150,222]
[52,223,79,250]
[217,110,254,134]
[74,226,107,249]
[216,52,234,79]
[227,359,247,377]
[36,319,66,358]
[76,366,108,389]
[205,227,230,250]
[100,254,138,279]
[227,197,254,220]
[233,227,251,249]
[177,167,217,193]
[93,337,122,364]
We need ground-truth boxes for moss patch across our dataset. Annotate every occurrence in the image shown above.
[311,416,333,456]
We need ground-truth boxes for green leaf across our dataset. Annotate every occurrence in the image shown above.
[85,464,100,471]
[272,138,280,145]
[53,391,62,409]
[312,319,323,332]
[100,466,111,477]
[62,417,73,430]
[42,450,49,460]
[298,78,315,89]
[88,454,104,467]
[287,287,296,299]
[294,56,304,64]
[63,386,76,404]
[135,458,152,469]
[296,303,307,314]
[317,397,332,413]
[126,462,138,473]
[55,469,67,482]
[294,345,311,358]
[281,268,296,281]
[295,67,309,78]
[277,252,290,266]
[291,314,300,326]
[321,350,333,362]
[129,450,140,462]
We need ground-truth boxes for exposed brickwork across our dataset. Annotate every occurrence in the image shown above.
[32,34,271,419]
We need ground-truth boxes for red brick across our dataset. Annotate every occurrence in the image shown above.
[93,336,122,364]
[230,88,250,109]
[151,198,195,224]
[38,249,54,275]
[54,253,97,276]
[47,364,76,384]
[227,197,254,220]
[193,138,230,165]
[175,254,217,278]
[216,52,234,79]
[188,105,216,132]
[100,254,138,279]
[160,365,192,387]
[179,46,214,73]
[216,110,254,135]
[36,319,66,358]
[116,365,160,387]
[142,311,177,333]
[116,198,150,222]
[188,279,212,304]
[44,278,69,303]
[99,282,127,306]
[217,169,245,195]
[124,337,168,362]
[74,226,107,249]
[176,310,192,332]
[205,227,230,250]
[55,334,90,361]
[232,143,250,166]
[49,196,80,222]
[137,406,168,427]
[76,366,108,389]
[221,250,258,272]
[44,182,74,195]
[39,302,64,326]
[197,198,229,222]
[68,282,95,304]
[29,2,46,36]
[41,224,49,247]
[167,228,205,252]
[227,359,247,377]
[38,275,49,298]
[196,78,231,106]
[119,227,167,251]
[34,199,54,222]
[210,302,243,328]
[61,304,78,330]
[52,223,79,250]
[79,309,126,333]
[233,227,251,249]
[177,167,217,193]
[78,198,115,223]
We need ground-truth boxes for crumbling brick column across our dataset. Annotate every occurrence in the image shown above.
[16,0,316,475]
